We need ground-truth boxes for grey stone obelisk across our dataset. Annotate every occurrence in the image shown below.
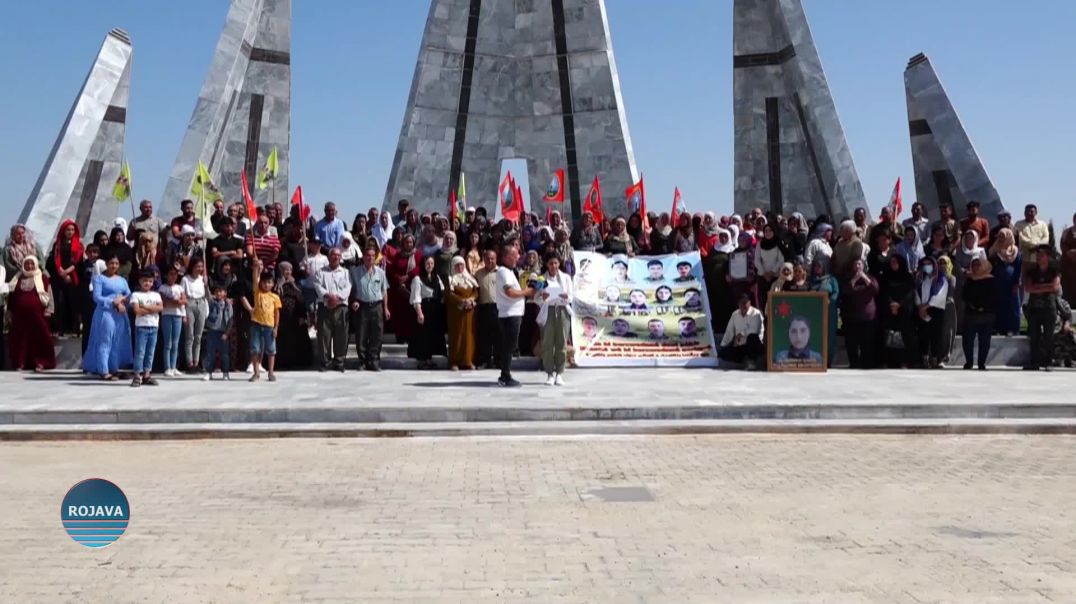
[733,0,865,220]
[384,0,638,220]
[161,0,290,218]
[905,53,1002,221]
[18,29,132,242]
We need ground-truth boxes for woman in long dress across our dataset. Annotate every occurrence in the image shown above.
[409,255,447,368]
[273,261,313,370]
[47,219,84,337]
[386,233,421,346]
[3,224,44,280]
[7,256,56,371]
[82,256,133,380]
[445,256,478,370]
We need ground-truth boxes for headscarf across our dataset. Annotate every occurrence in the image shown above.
[703,212,719,237]
[441,230,459,255]
[955,230,981,271]
[789,212,809,234]
[6,224,38,270]
[103,226,132,265]
[809,222,833,242]
[989,228,1019,263]
[772,262,794,292]
[918,256,947,298]
[275,261,298,295]
[371,213,395,249]
[52,219,85,272]
[10,256,49,306]
[968,253,993,280]
[713,227,736,254]
[448,256,478,289]
[134,231,157,271]
[340,231,360,263]
[399,234,418,274]
[809,256,832,285]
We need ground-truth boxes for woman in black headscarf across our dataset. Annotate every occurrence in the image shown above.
[103,227,133,279]
[878,254,918,368]
[408,255,446,368]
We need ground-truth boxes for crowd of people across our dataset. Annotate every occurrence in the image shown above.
[1,194,1075,384]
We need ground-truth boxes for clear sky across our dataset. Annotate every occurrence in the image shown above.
[2,0,1075,239]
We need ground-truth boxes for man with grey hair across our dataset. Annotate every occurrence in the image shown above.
[831,220,869,282]
[314,247,351,372]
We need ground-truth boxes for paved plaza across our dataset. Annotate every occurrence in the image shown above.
[3,435,1076,603]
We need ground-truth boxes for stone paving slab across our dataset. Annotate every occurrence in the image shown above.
[3,435,1076,602]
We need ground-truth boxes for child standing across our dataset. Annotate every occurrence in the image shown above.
[129,270,163,387]
[158,266,187,377]
[244,255,282,382]
[78,244,106,354]
[301,236,327,339]
[203,284,234,380]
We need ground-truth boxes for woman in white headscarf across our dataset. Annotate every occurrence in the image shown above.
[371,212,395,250]
[340,231,360,267]
[445,256,478,370]
[7,256,57,371]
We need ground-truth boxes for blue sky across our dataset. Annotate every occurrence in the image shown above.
[2,0,1075,238]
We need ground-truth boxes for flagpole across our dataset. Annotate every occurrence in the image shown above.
[125,157,136,221]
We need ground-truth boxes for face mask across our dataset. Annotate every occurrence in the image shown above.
[923,265,935,275]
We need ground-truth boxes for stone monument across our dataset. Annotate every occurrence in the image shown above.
[733,0,865,219]
[161,0,291,218]
[18,29,132,242]
[384,0,638,219]
[905,53,1002,220]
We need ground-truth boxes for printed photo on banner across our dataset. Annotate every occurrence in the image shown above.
[766,291,828,373]
[571,251,717,367]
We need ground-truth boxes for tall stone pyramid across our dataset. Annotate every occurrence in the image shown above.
[905,53,1002,221]
[161,0,290,218]
[733,0,865,220]
[384,0,638,219]
[19,29,132,242]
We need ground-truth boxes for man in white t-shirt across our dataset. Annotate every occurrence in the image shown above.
[130,270,164,387]
[494,245,534,387]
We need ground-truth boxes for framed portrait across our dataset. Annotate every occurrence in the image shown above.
[766,291,828,373]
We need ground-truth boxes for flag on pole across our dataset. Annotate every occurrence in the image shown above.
[190,161,222,218]
[671,187,686,226]
[542,169,565,203]
[514,179,524,225]
[499,171,522,222]
[885,177,903,218]
[582,176,605,227]
[625,175,648,230]
[448,188,457,225]
[291,185,310,221]
[240,170,257,223]
[455,173,467,224]
[112,161,132,201]
[257,147,279,191]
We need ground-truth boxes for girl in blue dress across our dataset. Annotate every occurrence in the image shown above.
[82,256,133,380]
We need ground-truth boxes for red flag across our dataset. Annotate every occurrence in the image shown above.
[499,171,522,222]
[514,180,524,224]
[625,175,648,231]
[542,169,565,203]
[671,187,686,226]
[291,185,310,222]
[448,188,457,224]
[885,177,903,218]
[582,176,605,227]
[240,170,257,223]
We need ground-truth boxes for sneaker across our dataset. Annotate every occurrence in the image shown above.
[223,373,231,380]
[554,374,565,386]
[142,377,159,386]
[963,363,973,370]
[202,373,211,382]
[545,374,555,386]
[307,326,317,339]
[130,377,141,388]
[502,377,522,388]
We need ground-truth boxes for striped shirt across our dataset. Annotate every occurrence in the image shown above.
[245,232,281,269]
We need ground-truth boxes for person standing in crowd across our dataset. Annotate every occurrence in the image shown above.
[783,213,809,264]
[1052,297,1075,368]
[841,258,879,369]
[538,254,574,386]
[273,261,313,371]
[129,270,163,387]
[245,213,281,271]
[180,257,209,373]
[202,283,234,380]
[127,199,169,243]
[960,201,991,248]
[570,213,602,253]
[104,227,133,279]
[208,199,227,234]
[349,246,390,371]
[83,256,132,380]
[728,230,758,307]
[879,255,918,368]
[371,211,395,251]
[869,207,903,252]
[867,232,894,281]
[915,256,949,369]
[409,255,447,369]
[47,219,84,337]
[132,231,160,288]
[314,248,352,372]
[517,249,543,357]
[931,203,959,255]
[894,226,925,274]
[4,224,44,281]
[495,245,534,387]
[227,258,253,374]
[167,225,201,278]
[649,213,674,255]
[902,202,931,245]
[809,257,840,367]
[603,217,636,256]
[169,199,203,244]
[831,220,867,282]
[474,249,500,369]
[852,207,871,242]
[804,223,833,269]
[244,254,282,382]
[300,235,326,338]
[206,217,245,278]
[718,294,765,370]
[314,202,345,250]
[6,256,56,372]
[702,228,736,334]
[77,243,105,354]
[1014,204,1050,280]
[962,256,995,370]
[464,230,483,275]
[937,255,959,364]
[1023,244,1061,371]
[672,213,697,253]
[445,256,478,371]
[785,263,810,292]
[386,233,421,346]
[1060,212,1076,307]
[340,231,361,269]
[754,224,786,310]
[435,231,458,281]
[157,266,187,377]
[553,228,575,276]
[988,227,1023,336]
[770,262,794,293]
[924,225,950,259]
[989,209,1014,248]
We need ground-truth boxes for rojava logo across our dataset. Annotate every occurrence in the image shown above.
[61,478,129,548]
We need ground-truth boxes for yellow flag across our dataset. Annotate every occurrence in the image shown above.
[257,147,279,191]
[455,173,467,222]
[112,161,132,201]
[190,161,222,218]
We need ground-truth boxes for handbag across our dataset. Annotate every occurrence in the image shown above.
[885,329,905,350]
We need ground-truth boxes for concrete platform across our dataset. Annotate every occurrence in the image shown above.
[1,368,1073,439]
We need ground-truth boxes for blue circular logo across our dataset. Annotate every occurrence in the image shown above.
[61,478,129,548]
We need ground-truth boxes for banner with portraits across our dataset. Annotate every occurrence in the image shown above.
[570,251,718,367]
